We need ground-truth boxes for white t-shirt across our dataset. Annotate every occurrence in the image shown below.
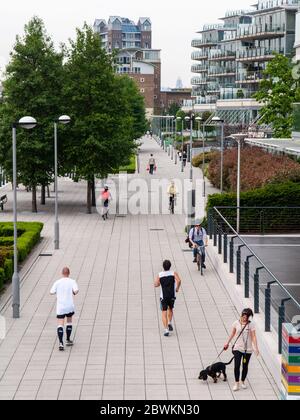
[232,321,256,354]
[50,278,79,316]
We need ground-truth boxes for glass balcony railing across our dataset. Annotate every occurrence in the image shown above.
[236,47,284,61]
[236,71,264,83]
[207,83,220,92]
[192,39,218,48]
[191,64,209,73]
[237,24,286,39]
[209,51,236,60]
[208,67,236,76]
[257,0,299,12]
[192,51,209,60]
[191,77,208,85]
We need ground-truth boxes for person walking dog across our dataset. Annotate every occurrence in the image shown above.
[50,267,79,351]
[224,308,259,392]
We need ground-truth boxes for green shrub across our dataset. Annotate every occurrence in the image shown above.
[192,151,219,168]
[118,156,136,174]
[0,222,43,289]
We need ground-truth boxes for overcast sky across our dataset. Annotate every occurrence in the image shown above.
[0,0,254,87]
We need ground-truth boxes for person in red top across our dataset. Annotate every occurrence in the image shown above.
[101,185,112,221]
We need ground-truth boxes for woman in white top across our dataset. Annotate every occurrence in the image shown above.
[224,308,259,392]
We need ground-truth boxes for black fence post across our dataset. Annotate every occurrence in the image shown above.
[244,255,254,299]
[208,210,213,238]
[224,234,228,264]
[278,298,292,354]
[265,281,276,332]
[260,210,265,236]
[218,228,222,255]
[254,267,264,314]
[229,236,238,274]
[236,245,246,285]
[213,223,217,247]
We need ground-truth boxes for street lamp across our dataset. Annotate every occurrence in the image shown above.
[195,116,205,197]
[177,117,184,172]
[212,116,224,193]
[185,115,194,181]
[230,135,242,234]
[12,116,38,319]
[54,115,71,250]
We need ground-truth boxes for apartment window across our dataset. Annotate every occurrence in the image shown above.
[154,95,158,99]
[140,88,145,93]
[140,78,145,83]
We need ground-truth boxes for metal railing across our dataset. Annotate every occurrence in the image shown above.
[236,48,284,61]
[237,24,286,39]
[208,206,300,354]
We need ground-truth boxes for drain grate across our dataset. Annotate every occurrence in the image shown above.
[39,253,53,257]
[150,229,165,232]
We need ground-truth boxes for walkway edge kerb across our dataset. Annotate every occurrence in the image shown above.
[207,245,281,393]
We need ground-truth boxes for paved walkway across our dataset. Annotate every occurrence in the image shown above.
[0,137,279,400]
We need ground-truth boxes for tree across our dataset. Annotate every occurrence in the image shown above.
[63,24,138,214]
[255,54,300,138]
[0,17,64,212]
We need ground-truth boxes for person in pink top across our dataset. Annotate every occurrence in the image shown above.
[101,185,112,220]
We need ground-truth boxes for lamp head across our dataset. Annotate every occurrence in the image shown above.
[18,116,37,130]
[58,115,71,125]
[212,116,224,123]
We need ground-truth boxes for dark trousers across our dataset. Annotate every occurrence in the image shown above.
[149,165,154,175]
[233,351,252,382]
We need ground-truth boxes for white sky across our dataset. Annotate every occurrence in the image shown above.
[0,0,254,87]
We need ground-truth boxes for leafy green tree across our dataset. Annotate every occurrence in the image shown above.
[0,17,64,212]
[63,24,137,213]
[255,54,300,138]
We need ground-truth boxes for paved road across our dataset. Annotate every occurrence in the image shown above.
[0,137,278,400]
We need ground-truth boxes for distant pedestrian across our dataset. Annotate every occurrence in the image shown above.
[224,308,259,392]
[148,154,156,175]
[50,267,79,351]
[182,151,187,167]
[101,185,112,220]
[154,260,182,337]
[178,151,182,161]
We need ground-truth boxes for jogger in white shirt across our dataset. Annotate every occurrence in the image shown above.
[50,267,79,351]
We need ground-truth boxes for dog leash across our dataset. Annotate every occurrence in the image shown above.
[212,322,249,365]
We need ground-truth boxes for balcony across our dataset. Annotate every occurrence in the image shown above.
[209,51,236,61]
[236,47,284,62]
[192,51,209,61]
[208,68,236,78]
[236,24,286,41]
[192,39,218,48]
[235,71,264,84]
[191,77,208,85]
[191,64,208,73]
[207,83,220,93]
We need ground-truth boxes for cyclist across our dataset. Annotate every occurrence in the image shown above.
[101,185,112,221]
[189,220,208,269]
[167,181,177,213]
[182,151,187,167]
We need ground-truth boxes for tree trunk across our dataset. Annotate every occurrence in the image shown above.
[41,185,46,205]
[47,185,50,198]
[87,179,92,214]
[32,185,37,213]
[92,176,96,207]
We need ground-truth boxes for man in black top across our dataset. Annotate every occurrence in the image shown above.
[154,260,182,337]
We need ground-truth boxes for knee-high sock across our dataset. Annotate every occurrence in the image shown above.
[66,324,73,341]
[57,326,64,344]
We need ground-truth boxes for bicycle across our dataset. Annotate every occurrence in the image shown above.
[196,245,206,276]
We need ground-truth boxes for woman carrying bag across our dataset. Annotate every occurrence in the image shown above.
[224,308,259,392]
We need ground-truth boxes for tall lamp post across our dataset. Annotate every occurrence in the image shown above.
[176,117,184,172]
[212,116,224,193]
[185,115,194,181]
[12,116,38,319]
[54,116,71,250]
[231,135,242,233]
[195,116,206,197]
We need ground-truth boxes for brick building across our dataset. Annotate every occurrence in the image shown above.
[94,17,161,117]
[160,88,192,114]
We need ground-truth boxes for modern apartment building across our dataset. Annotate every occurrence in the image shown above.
[94,17,161,117]
[188,0,299,125]
[295,6,300,60]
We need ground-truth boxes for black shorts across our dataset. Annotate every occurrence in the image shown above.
[57,312,75,320]
[160,298,176,312]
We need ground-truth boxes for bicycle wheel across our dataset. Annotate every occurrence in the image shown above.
[197,252,201,272]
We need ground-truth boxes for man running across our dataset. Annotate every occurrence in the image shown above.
[154,260,182,337]
[50,267,79,351]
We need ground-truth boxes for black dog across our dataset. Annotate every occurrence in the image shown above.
[198,357,234,383]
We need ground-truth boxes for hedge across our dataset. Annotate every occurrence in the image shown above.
[206,182,300,233]
[118,156,136,174]
[0,222,43,290]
